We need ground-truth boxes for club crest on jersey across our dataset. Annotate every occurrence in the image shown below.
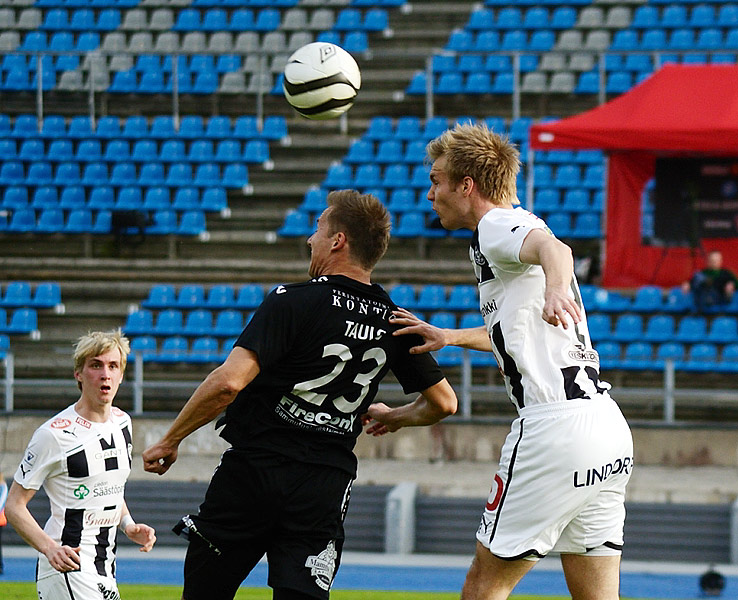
[51,418,72,429]
[305,540,337,591]
[112,407,125,417]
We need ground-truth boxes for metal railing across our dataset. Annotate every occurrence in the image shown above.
[3,351,736,423]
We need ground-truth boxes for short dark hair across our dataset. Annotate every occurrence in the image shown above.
[326,189,391,270]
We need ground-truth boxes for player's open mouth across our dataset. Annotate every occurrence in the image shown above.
[100,385,111,392]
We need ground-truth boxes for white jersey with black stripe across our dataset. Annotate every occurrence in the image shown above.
[14,404,133,580]
[471,207,611,411]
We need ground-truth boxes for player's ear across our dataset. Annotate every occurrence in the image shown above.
[332,231,347,249]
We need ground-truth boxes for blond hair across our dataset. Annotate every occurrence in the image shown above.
[326,189,391,270]
[426,123,521,206]
[73,329,130,376]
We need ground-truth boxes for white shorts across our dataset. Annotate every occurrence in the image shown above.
[476,398,633,560]
[37,569,121,600]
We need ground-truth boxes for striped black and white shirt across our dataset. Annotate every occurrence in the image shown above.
[14,404,132,580]
[471,207,612,411]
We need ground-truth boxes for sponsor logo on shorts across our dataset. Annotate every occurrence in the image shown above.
[305,540,337,591]
[485,474,505,512]
[97,582,121,600]
[573,456,633,488]
[50,418,72,429]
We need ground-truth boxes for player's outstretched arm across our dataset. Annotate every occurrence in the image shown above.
[143,347,260,475]
[519,228,581,329]
[6,482,81,572]
[364,378,457,436]
[391,308,492,352]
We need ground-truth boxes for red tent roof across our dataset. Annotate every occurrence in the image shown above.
[530,65,738,153]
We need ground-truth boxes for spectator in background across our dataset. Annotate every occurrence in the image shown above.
[683,250,738,312]
[0,470,7,575]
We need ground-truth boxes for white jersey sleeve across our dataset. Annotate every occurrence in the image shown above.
[477,207,547,272]
[15,422,65,491]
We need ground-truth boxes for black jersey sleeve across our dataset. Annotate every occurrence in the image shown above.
[388,331,445,394]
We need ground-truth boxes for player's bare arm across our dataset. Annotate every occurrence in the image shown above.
[364,378,457,436]
[5,482,81,572]
[142,347,260,475]
[120,501,157,552]
[518,228,581,329]
[391,307,492,352]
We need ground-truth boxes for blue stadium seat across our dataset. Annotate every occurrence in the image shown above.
[203,285,235,310]
[142,284,177,309]
[706,316,738,344]
[177,284,205,309]
[189,336,220,363]
[147,210,178,235]
[654,342,686,370]
[153,308,184,336]
[389,284,416,309]
[446,285,478,311]
[587,313,611,343]
[88,186,115,210]
[682,342,718,372]
[429,311,457,329]
[643,315,676,343]
[64,209,94,233]
[37,209,65,233]
[212,309,243,337]
[278,210,312,237]
[130,335,158,362]
[157,336,189,363]
[631,286,664,312]
[7,208,36,233]
[183,309,213,336]
[719,343,738,373]
[235,284,264,310]
[674,315,707,343]
[611,314,644,343]
[5,308,38,335]
[124,309,154,336]
[2,282,32,307]
[663,286,693,313]
[545,214,571,238]
[433,346,463,367]
[415,284,447,311]
[592,288,632,313]
[621,342,655,371]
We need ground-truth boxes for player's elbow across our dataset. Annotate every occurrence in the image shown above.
[427,379,458,419]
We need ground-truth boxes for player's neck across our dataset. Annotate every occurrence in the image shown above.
[74,398,112,423]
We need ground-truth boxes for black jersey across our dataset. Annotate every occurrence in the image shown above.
[219,275,444,475]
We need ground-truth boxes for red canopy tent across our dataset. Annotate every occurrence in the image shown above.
[529,64,738,288]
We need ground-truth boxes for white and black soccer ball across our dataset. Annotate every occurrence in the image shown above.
[283,42,361,120]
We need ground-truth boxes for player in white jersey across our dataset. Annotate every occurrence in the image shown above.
[371,123,633,600]
[6,330,156,599]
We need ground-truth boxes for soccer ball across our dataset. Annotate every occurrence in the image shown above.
[283,42,361,120]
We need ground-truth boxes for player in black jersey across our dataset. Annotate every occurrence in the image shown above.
[143,190,457,600]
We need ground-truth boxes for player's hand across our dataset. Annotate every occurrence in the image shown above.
[46,544,81,572]
[124,522,156,552]
[363,402,399,436]
[542,288,581,329]
[390,308,446,353]
[142,442,178,475]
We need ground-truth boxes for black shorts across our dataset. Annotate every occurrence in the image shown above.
[179,449,353,600]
